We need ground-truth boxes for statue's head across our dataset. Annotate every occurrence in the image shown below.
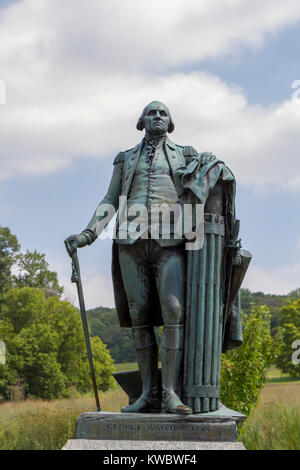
[136,101,174,135]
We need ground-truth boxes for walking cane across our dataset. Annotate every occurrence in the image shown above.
[66,246,101,412]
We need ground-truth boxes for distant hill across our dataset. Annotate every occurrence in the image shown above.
[87,306,136,363]
[87,288,300,363]
[239,288,297,330]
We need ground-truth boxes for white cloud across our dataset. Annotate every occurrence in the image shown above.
[62,273,115,310]
[2,0,300,70]
[46,250,114,309]
[243,262,300,294]
[1,68,300,191]
[2,1,300,305]
[0,0,300,190]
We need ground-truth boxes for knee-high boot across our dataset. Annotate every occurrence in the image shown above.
[121,325,161,413]
[161,324,192,414]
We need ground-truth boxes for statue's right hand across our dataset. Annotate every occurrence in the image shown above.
[64,233,88,257]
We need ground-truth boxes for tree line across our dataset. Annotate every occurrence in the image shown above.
[0,224,299,408]
[88,288,300,371]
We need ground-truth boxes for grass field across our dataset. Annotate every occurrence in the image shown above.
[238,382,300,449]
[0,365,299,450]
[114,362,138,372]
[237,365,300,449]
[0,389,128,450]
[267,365,300,385]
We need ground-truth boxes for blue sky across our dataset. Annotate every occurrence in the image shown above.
[1,0,300,308]
[194,24,300,107]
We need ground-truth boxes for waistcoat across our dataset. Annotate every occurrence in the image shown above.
[124,138,181,242]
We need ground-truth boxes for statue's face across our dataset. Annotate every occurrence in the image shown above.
[143,102,170,135]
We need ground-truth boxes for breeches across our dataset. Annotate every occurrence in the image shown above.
[118,239,185,326]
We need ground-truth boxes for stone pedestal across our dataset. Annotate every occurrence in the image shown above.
[63,439,246,450]
[75,404,245,442]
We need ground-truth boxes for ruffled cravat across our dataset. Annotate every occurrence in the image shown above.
[144,135,167,160]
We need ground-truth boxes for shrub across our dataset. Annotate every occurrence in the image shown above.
[220,305,280,415]
[276,298,300,378]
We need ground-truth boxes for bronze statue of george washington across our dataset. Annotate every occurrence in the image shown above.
[65,101,250,415]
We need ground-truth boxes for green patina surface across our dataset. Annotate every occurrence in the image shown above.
[65,101,250,419]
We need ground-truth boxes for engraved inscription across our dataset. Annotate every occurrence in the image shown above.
[147,423,208,433]
[105,422,208,433]
[106,423,142,432]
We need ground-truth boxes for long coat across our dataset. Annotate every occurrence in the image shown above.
[109,137,200,327]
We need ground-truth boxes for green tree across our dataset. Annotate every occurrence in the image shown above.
[0,319,18,399]
[0,287,115,400]
[287,288,300,302]
[0,287,46,334]
[13,250,63,297]
[88,306,137,363]
[240,288,288,330]
[13,322,67,399]
[0,227,20,295]
[81,337,116,393]
[276,298,300,378]
[220,305,280,415]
